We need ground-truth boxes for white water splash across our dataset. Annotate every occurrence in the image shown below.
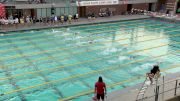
[0,34,4,36]
[118,56,129,61]
[66,28,70,31]
[52,29,60,33]
[30,31,34,33]
[108,60,118,64]
[75,36,83,39]
[101,48,122,55]
[131,63,154,72]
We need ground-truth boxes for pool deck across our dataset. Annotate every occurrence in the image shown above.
[94,72,180,101]
[0,15,150,33]
[153,16,180,23]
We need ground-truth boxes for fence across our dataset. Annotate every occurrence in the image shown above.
[137,76,180,101]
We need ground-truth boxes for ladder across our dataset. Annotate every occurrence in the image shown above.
[136,76,151,101]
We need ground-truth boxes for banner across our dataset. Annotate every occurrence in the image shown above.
[0,3,6,17]
[76,0,119,6]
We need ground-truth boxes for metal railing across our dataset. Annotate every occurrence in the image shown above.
[137,76,180,101]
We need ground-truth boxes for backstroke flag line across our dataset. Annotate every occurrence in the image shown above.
[0,3,6,17]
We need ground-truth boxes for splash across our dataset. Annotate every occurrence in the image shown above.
[30,31,34,33]
[118,56,129,61]
[52,29,59,33]
[0,33,4,36]
[66,28,70,31]
[131,63,154,72]
[100,47,121,55]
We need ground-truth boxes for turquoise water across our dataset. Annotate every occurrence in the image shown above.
[0,19,179,101]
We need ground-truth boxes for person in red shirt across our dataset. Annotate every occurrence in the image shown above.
[94,76,107,101]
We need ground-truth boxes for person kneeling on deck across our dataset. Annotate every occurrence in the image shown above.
[146,65,160,85]
[61,15,64,24]
[94,76,107,101]
[91,13,95,21]
[68,14,72,24]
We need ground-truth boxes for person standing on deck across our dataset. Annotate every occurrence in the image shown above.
[94,76,107,101]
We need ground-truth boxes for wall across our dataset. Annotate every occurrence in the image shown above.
[84,4,127,17]
[132,3,149,10]
[166,0,176,3]
[36,7,77,18]
[166,0,177,14]
[23,9,31,17]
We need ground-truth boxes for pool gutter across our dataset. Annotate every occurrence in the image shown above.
[0,15,150,33]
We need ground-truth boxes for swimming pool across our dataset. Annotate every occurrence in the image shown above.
[0,19,179,101]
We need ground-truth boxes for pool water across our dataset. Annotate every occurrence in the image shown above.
[0,19,179,101]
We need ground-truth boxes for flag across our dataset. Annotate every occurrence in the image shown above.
[0,3,6,17]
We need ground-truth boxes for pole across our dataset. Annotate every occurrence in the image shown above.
[155,75,159,101]
[155,86,159,101]
[174,80,178,96]
[162,76,164,101]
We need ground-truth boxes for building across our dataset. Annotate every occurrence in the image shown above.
[1,0,77,18]
[77,0,157,17]
[157,0,180,15]
[0,0,179,18]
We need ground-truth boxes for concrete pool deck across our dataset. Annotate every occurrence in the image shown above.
[0,15,150,33]
[97,72,180,101]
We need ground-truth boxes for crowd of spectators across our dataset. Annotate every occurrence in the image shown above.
[0,13,79,27]
[1,8,179,28]
[130,8,180,19]
[99,8,113,17]
[27,0,44,4]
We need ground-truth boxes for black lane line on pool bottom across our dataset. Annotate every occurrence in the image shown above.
[43,35,95,88]
[26,37,93,89]
[24,38,67,98]
[2,40,27,101]
[0,62,26,101]
[8,38,65,98]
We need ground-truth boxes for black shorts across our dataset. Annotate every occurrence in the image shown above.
[97,93,104,100]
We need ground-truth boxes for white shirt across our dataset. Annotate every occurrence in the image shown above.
[54,16,58,21]
[15,18,19,23]
[76,14,79,18]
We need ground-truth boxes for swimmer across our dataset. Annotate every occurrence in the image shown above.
[89,40,93,44]
[130,56,135,60]
[0,93,4,96]
[74,32,78,35]
[122,47,127,50]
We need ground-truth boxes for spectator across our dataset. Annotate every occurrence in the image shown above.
[75,13,79,21]
[61,15,64,24]
[68,14,72,24]
[54,15,58,24]
[64,15,68,24]
[87,13,92,21]
[26,16,30,23]
[15,17,19,25]
[91,13,95,21]
[73,14,76,21]
[20,17,25,24]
